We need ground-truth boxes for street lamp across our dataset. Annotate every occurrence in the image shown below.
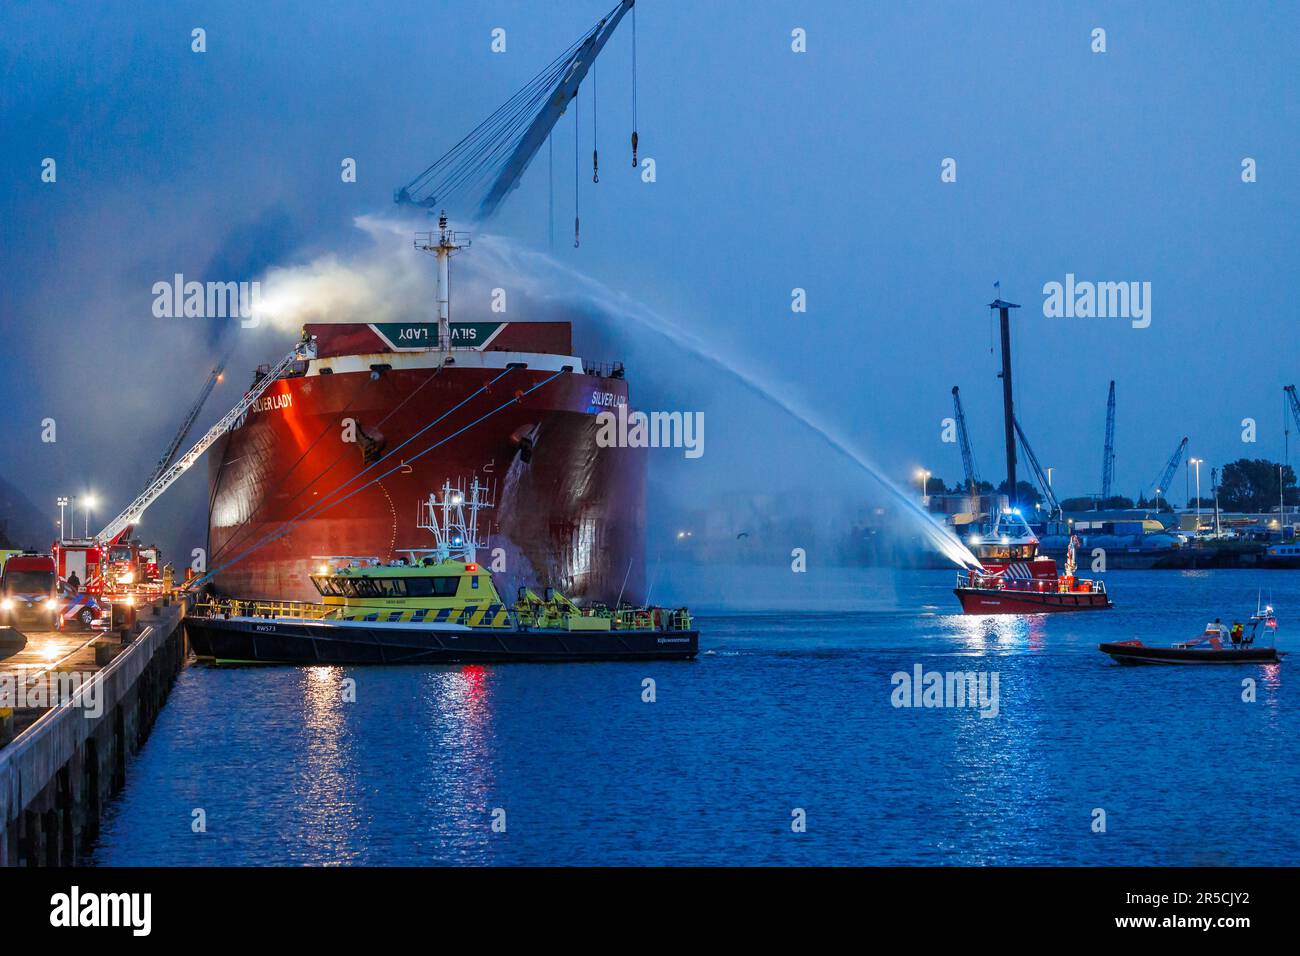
[1155,487,1162,512]
[1190,459,1203,531]
[57,497,69,541]
[83,494,97,538]
[917,469,931,500]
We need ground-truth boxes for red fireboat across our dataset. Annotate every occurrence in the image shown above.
[954,509,1111,614]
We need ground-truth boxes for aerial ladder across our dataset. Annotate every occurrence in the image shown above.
[1100,380,1116,501]
[1147,437,1188,509]
[95,339,315,546]
[147,360,227,485]
[951,386,981,499]
[1013,416,1061,518]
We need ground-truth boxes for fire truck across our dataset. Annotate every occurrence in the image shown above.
[53,534,160,593]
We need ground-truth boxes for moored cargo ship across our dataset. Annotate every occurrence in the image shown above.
[208,1,656,606]
[207,313,645,605]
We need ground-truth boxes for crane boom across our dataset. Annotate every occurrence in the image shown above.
[96,339,315,544]
[396,1,635,220]
[147,360,226,485]
[1013,416,1061,517]
[951,386,981,496]
[1285,385,1300,437]
[1148,436,1188,500]
[480,1,632,219]
[1101,380,1116,499]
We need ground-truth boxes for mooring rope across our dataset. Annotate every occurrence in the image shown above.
[192,367,567,589]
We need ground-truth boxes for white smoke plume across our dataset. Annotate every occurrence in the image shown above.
[250,214,981,570]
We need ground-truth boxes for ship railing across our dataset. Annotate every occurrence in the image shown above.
[610,607,692,631]
[193,598,337,620]
[581,360,626,379]
[515,604,692,632]
[956,573,1107,595]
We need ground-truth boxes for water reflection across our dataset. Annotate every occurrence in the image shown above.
[419,665,499,861]
[945,613,1047,652]
[296,666,362,864]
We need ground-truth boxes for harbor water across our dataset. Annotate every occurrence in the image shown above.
[91,568,1300,866]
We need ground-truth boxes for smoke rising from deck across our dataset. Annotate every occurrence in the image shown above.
[252,214,981,571]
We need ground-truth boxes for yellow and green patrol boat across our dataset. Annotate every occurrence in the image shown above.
[187,477,697,665]
[186,555,697,665]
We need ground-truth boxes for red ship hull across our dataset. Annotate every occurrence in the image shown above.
[207,324,645,605]
[954,586,1112,614]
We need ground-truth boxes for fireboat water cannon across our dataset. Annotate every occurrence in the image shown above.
[953,506,1112,614]
[947,289,1113,613]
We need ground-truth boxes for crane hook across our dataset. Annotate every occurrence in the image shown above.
[593,149,599,184]
[631,131,638,167]
[574,216,580,248]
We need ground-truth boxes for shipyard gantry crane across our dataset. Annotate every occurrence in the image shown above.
[951,386,981,498]
[1100,380,1116,501]
[1147,437,1188,508]
[95,339,315,546]
[1012,416,1061,518]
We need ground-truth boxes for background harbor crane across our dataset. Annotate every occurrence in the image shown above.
[1147,436,1187,510]
[1284,385,1300,464]
[950,386,981,499]
[1013,416,1061,518]
[1100,380,1116,502]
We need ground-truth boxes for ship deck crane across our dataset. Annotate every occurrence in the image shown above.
[1013,416,1061,518]
[1147,436,1188,507]
[951,386,981,498]
[1100,380,1116,501]
[396,0,637,222]
[95,339,315,545]
[147,359,227,485]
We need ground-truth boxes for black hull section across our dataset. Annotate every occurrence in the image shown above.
[1100,642,1284,665]
[185,617,698,665]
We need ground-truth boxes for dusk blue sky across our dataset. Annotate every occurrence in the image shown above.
[2,1,1297,556]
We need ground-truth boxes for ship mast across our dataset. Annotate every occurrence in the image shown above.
[989,297,1021,506]
[415,212,471,351]
[414,477,493,563]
